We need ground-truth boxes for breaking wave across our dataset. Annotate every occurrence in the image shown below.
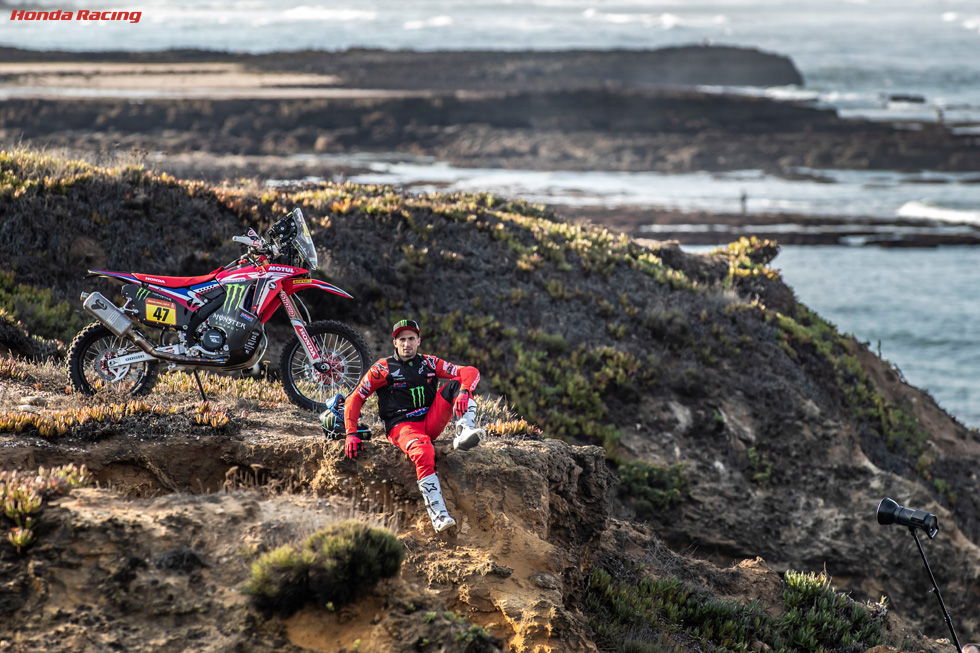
[896,201,980,225]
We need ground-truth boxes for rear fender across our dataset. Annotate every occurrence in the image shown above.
[85,270,140,284]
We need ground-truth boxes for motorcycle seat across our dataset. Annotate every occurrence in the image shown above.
[132,270,220,288]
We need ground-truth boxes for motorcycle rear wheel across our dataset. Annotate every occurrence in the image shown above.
[279,320,372,412]
[67,323,159,397]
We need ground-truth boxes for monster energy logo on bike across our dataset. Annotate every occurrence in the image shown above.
[410,386,426,408]
[222,283,248,312]
[136,287,150,301]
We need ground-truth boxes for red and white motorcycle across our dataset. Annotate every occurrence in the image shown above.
[67,208,371,411]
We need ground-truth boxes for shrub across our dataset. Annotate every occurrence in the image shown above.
[0,356,32,381]
[617,461,689,518]
[746,447,773,485]
[477,396,544,441]
[0,271,83,344]
[243,520,403,616]
[584,563,887,653]
[0,464,92,554]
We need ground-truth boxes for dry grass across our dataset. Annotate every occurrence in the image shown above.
[0,358,311,440]
[1,355,543,447]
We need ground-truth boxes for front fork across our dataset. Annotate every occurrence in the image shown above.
[280,291,329,371]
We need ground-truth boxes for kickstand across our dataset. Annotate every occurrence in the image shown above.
[193,370,208,402]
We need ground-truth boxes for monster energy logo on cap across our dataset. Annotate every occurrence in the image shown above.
[222,283,248,312]
[410,386,426,408]
[392,319,420,338]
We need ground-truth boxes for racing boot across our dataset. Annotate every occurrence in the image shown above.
[452,396,484,451]
[418,472,456,533]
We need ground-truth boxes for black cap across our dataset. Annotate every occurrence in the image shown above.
[392,319,420,338]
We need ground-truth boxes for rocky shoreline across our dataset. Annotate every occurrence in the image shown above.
[0,45,804,91]
[2,45,979,246]
[570,206,980,248]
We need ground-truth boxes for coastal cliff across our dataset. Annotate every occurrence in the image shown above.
[1,150,978,650]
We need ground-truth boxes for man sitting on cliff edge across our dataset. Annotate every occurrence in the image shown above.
[328,319,484,533]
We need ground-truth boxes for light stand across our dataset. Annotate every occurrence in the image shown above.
[907,526,961,653]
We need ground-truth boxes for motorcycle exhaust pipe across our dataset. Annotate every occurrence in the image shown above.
[81,291,158,354]
[82,291,136,338]
[80,291,229,366]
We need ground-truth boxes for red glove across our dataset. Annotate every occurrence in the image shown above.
[344,434,363,459]
[454,390,471,418]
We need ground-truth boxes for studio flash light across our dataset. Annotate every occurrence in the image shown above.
[876,497,939,539]
[876,497,960,652]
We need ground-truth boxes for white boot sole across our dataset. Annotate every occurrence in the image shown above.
[433,516,457,532]
[453,428,484,451]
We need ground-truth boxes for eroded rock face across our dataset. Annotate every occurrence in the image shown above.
[622,338,980,643]
[0,436,611,652]
[314,438,613,652]
[0,488,283,652]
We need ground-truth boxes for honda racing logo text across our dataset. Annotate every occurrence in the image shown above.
[10,9,142,23]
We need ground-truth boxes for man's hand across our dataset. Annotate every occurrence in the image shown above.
[454,390,472,418]
[344,433,363,459]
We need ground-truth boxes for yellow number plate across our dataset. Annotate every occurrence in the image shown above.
[145,298,177,326]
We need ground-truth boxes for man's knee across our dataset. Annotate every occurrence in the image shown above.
[405,436,435,478]
[439,380,461,402]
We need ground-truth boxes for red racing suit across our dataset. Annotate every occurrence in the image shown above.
[344,353,480,479]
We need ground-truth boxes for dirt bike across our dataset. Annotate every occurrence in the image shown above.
[67,208,372,412]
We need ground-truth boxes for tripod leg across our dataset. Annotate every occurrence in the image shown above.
[909,527,962,653]
[193,370,208,402]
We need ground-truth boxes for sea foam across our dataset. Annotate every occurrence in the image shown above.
[896,201,980,225]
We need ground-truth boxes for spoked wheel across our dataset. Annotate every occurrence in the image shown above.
[279,320,372,412]
[67,323,159,397]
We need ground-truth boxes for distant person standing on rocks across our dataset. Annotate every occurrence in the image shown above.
[333,319,484,533]
[740,189,748,215]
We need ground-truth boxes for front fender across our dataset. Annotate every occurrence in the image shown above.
[282,278,353,300]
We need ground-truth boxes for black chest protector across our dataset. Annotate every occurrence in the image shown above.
[377,354,439,431]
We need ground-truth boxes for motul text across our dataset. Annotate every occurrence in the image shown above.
[10,10,142,23]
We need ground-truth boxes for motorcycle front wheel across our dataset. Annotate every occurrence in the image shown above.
[279,320,372,412]
[67,323,159,397]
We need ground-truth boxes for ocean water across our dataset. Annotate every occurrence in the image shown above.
[748,245,980,429]
[3,0,980,126]
[307,153,980,226]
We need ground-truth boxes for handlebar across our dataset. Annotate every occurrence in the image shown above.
[229,216,300,269]
[228,231,280,273]
[233,232,279,254]
[232,235,263,248]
